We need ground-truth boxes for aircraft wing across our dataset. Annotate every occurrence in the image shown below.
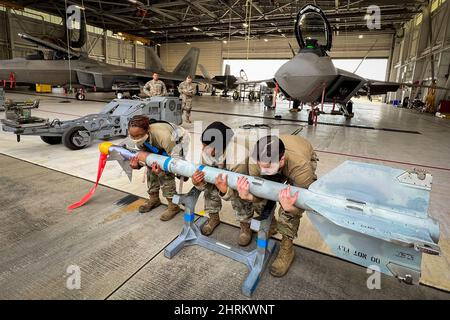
[361,79,449,96]
[74,67,151,88]
[18,33,80,59]
[75,66,221,89]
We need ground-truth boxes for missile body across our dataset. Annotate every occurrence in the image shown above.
[102,143,441,284]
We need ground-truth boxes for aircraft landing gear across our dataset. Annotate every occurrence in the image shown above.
[75,88,86,101]
[248,90,255,101]
[232,90,240,101]
[346,101,353,114]
[308,106,320,125]
[343,101,354,119]
[308,109,314,125]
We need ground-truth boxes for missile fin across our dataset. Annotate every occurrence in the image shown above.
[107,149,133,181]
[307,210,423,282]
[309,161,432,219]
[305,199,438,251]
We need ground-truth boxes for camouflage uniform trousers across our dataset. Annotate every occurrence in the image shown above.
[147,169,177,199]
[181,97,193,117]
[253,151,319,239]
[204,183,254,221]
[251,199,301,239]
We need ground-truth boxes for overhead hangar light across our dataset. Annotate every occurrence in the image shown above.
[186,42,191,45]
[223,40,227,44]
[358,34,364,39]
[243,23,248,27]
[193,26,201,31]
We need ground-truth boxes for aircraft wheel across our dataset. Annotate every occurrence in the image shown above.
[293,99,303,111]
[232,91,239,100]
[75,92,86,101]
[248,91,255,101]
[40,136,62,145]
[346,101,353,114]
[62,126,91,150]
[308,110,314,125]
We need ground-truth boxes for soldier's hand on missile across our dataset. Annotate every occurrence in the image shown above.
[137,151,150,163]
[129,156,141,169]
[192,170,205,186]
[237,176,254,201]
[278,185,299,213]
[151,162,162,174]
[215,173,228,194]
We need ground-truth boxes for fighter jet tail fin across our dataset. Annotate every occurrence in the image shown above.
[224,64,231,76]
[173,47,200,77]
[198,64,212,79]
[146,47,165,72]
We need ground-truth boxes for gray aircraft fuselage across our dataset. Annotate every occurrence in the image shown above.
[0,56,185,89]
[274,51,366,105]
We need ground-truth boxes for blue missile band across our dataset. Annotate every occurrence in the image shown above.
[256,238,267,249]
[163,157,172,172]
[198,165,205,171]
[184,213,195,222]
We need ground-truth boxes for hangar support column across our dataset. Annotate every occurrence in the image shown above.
[5,8,15,59]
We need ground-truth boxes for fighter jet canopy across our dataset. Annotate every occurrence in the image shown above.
[295,4,332,55]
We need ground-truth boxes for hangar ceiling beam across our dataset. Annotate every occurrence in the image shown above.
[184,0,217,19]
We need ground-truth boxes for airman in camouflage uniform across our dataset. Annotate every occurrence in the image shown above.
[178,75,195,123]
[129,115,189,221]
[143,72,167,97]
[191,122,260,246]
[236,135,318,277]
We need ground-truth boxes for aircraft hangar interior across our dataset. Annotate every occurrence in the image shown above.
[0,0,450,306]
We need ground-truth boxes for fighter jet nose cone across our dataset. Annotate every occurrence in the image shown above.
[274,61,295,93]
[274,52,337,101]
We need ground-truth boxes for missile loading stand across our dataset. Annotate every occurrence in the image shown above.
[165,186,278,297]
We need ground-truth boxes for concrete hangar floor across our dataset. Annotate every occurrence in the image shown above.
[0,90,449,299]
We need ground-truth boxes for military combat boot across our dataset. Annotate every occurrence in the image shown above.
[160,198,181,221]
[238,221,252,246]
[270,235,295,277]
[201,212,221,236]
[139,192,161,213]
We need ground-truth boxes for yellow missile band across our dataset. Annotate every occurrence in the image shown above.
[99,142,113,155]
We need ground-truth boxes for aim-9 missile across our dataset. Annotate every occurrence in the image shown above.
[99,142,441,284]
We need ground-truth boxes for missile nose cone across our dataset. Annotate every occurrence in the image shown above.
[99,142,113,155]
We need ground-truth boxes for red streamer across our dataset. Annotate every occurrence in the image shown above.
[67,153,108,212]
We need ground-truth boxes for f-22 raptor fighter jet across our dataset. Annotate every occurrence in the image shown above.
[0,18,200,100]
[246,4,449,122]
